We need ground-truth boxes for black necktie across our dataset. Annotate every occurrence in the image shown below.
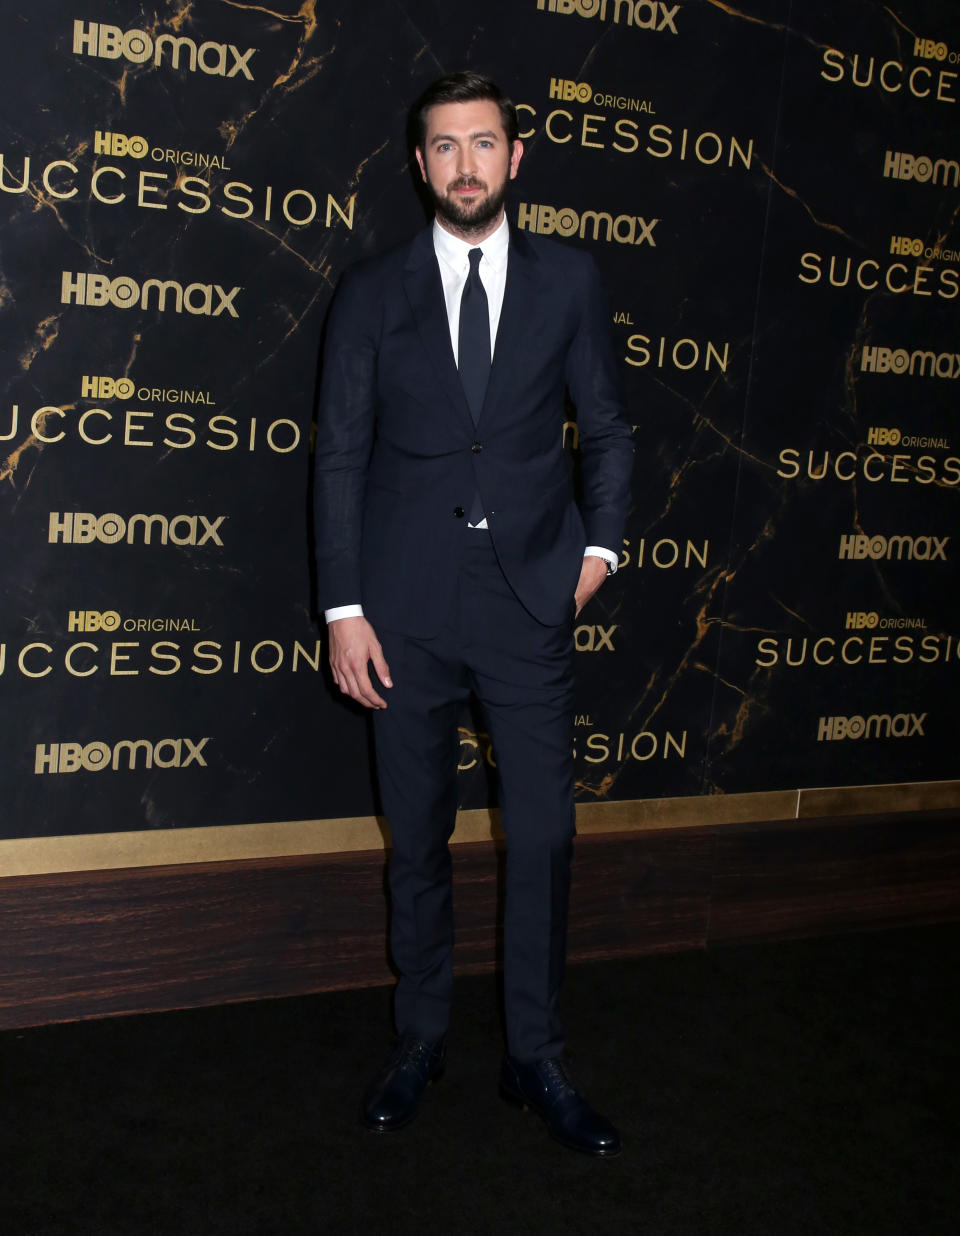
[458,248,490,423]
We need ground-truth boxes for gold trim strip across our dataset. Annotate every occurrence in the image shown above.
[573,791,800,833]
[798,779,960,819]
[0,815,388,879]
[0,781,955,879]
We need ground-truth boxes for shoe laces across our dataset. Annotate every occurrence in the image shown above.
[537,1057,577,1100]
[392,1032,439,1074]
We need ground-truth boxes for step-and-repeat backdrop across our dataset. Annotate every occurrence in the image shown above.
[1,1,957,849]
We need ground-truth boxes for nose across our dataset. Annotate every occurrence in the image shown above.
[457,146,476,177]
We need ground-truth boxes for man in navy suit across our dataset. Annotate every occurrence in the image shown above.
[314,72,633,1155]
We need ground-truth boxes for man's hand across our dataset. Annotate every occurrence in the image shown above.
[328,615,392,709]
[574,555,609,617]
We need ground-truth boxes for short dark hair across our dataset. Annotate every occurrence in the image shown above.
[412,72,519,150]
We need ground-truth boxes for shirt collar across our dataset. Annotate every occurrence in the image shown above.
[432,213,510,273]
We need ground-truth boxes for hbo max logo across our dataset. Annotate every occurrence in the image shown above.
[35,737,210,774]
[536,0,680,33]
[817,713,926,742]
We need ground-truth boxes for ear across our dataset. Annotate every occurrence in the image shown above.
[415,147,428,184]
[508,139,524,180]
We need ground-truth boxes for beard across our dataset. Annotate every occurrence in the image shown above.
[429,172,510,240]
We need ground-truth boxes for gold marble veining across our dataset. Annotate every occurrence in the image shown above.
[218,3,333,152]
[758,161,859,245]
[705,1,787,29]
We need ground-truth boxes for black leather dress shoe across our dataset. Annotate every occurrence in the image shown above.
[500,1056,621,1157]
[361,1032,446,1132]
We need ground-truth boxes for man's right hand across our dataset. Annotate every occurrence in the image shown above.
[327,615,392,709]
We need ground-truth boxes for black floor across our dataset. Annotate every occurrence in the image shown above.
[2,922,958,1235]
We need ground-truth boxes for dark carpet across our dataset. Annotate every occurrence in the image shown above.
[2,922,958,1235]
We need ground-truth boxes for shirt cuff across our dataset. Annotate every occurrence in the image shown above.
[584,546,618,574]
[325,604,364,623]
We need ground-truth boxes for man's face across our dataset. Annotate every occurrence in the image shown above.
[415,99,523,240]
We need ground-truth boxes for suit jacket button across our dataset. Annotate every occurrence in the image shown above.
[453,507,465,518]
[472,442,483,453]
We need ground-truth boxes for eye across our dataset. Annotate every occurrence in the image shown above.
[436,142,454,153]
[476,140,493,148]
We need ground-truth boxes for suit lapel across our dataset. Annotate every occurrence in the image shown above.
[478,227,539,428]
[401,224,542,432]
[402,228,473,430]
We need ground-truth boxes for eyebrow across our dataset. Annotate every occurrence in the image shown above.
[430,129,500,145]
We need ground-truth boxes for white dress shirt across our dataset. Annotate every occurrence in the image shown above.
[325,216,616,623]
[433,212,510,367]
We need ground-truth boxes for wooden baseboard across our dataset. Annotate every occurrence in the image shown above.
[1,811,958,1031]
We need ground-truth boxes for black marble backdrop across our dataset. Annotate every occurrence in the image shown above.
[1,1,957,842]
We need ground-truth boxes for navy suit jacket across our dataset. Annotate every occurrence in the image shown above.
[314,223,634,637]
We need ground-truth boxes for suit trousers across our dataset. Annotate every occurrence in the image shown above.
[371,530,577,1062]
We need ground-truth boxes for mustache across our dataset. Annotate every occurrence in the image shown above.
[446,176,487,192]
